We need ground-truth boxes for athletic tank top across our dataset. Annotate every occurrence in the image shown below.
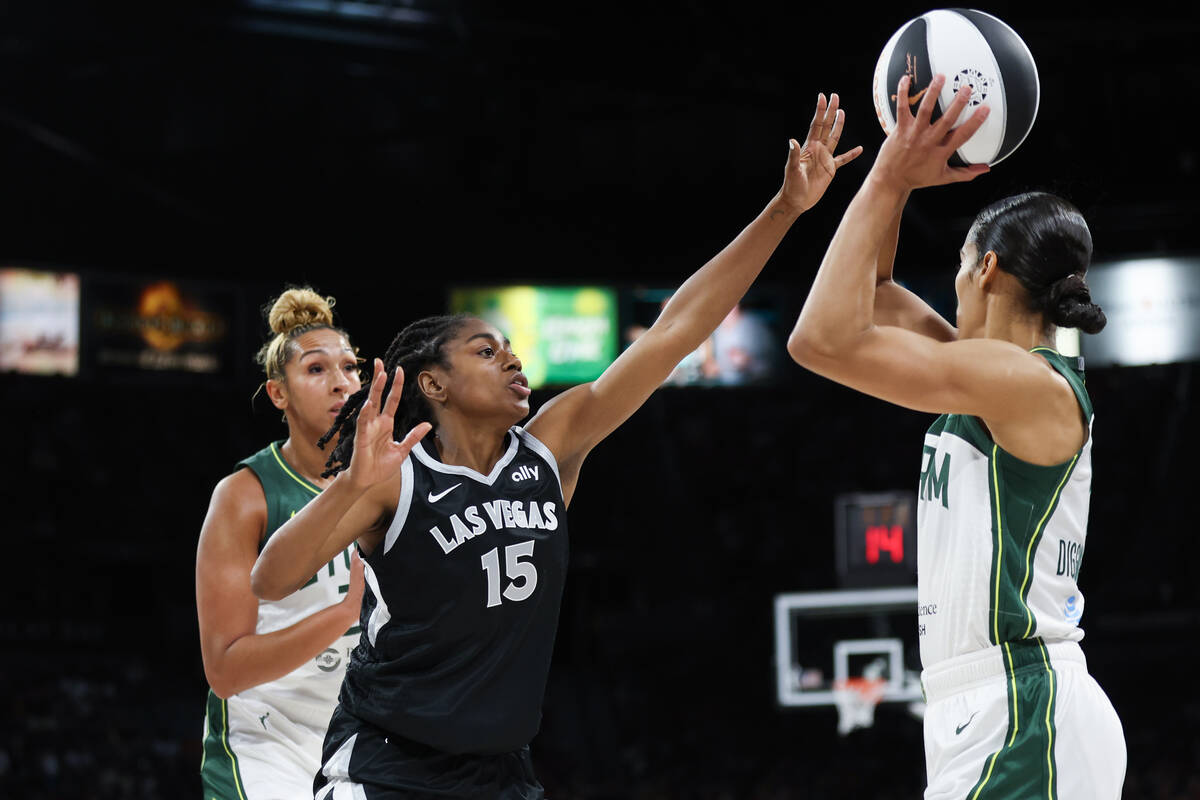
[340,426,569,756]
[916,348,1093,669]
[217,441,359,729]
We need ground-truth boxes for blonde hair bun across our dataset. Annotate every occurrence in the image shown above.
[267,287,336,336]
[256,286,347,382]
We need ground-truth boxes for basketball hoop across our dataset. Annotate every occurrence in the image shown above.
[832,677,886,735]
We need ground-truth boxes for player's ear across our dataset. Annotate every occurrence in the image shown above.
[418,369,446,404]
[265,378,288,411]
[978,250,1000,292]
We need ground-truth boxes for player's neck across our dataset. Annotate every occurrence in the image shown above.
[280,431,334,488]
[982,297,1051,352]
[430,420,511,475]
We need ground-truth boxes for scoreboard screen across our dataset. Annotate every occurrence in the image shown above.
[834,491,917,588]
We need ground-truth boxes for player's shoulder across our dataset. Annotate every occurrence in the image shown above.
[511,425,560,469]
[235,440,283,472]
[1027,349,1084,406]
[212,466,269,513]
[199,466,269,550]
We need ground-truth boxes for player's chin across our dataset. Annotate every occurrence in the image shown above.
[504,399,530,424]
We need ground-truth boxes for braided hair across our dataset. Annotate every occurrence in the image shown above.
[318,314,473,477]
[966,192,1107,335]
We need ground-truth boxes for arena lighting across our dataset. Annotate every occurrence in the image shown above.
[236,0,454,48]
[242,0,445,26]
[1081,257,1200,367]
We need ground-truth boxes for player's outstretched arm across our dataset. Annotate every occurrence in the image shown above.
[197,472,366,697]
[251,359,431,600]
[787,75,1053,420]
[527,92,863,501]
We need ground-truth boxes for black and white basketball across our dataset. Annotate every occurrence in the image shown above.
[872,8,1039,166]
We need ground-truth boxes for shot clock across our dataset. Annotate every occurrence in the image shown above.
[834,491,917,588]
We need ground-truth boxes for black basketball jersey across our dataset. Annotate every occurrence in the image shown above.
[340,426,569,756]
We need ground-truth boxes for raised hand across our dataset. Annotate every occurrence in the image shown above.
[780,92,865,212]
[345,358,432,490]
[874,74,991,189]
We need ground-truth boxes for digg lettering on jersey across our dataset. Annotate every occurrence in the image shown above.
[1057,538,1083,580]
[920,446,950,508]
[429,500,558,555]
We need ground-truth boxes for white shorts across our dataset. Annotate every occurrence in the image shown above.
[921,640,1125,800]
[201,691,330,800]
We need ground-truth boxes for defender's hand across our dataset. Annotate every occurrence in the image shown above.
[780,92,864,213]
[345,359,431,490]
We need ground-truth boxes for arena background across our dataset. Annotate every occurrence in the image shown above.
[3,2,1198,797]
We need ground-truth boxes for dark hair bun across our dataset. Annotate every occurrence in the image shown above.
[1047,273,1107,334]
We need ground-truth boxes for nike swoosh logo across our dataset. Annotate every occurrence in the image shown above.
[427,483,462,503]
[955,711,979,735]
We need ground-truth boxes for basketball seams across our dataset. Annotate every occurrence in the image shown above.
[955,8,1041,165]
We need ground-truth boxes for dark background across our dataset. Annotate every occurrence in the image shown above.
[3,2,1198,797]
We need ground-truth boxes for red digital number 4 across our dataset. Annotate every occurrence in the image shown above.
[865,525,904,564]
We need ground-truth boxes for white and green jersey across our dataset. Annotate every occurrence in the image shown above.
[916,348,1092,669]
[201,442,359,800]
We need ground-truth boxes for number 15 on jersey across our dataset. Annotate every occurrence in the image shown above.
[481,541,538,608]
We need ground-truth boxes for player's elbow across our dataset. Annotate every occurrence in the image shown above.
[206,675,237,700]
[787,325,837,368]
[249,559,289,602]
[203,659,243,699]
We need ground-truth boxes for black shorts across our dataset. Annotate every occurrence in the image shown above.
[313,705,545,800]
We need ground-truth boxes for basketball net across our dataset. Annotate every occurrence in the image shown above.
[832,677,886,735]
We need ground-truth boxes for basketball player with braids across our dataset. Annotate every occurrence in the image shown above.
[788,75,1125,798]
[197,288,367,799]
[250,94,862,799]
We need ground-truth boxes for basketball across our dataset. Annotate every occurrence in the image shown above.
[872,9,1039,166]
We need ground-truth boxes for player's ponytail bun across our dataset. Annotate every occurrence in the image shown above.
[256,287,346,382]
[268,287,336,337]
[1046,273,1107,334]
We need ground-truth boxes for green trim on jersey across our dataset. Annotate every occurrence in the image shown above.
[267,441,322,497]
[927,412,994,455]
[977,349,1091,645]
[968,639,1060,799]
[986,446,1082,644]
[236,441,321,552]
[1030,347,1092,419]
[200,691,248,800]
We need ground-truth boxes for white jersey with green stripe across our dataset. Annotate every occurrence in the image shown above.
[916,348,1093,670]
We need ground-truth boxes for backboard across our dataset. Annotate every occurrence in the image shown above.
[773,586,923,710]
